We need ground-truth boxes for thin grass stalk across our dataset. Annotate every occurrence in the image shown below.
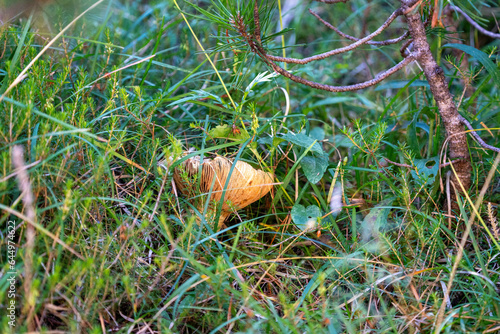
[435,151,500,331]
[12,146,36,331]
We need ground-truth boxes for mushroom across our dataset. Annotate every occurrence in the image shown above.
[173,155,273,229]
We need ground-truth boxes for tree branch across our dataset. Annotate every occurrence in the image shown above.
[256,44,414,92]
[459,116,500,153]
[309,9,409,46]
[450,5,500,39]
[265,8,404,64]
[249,2,413,92]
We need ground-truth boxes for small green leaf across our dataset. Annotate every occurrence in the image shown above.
[308,127,325,141]
[291,204,322,231]
[416,122,430,134]
[273,137,285,147]
[443,43,500,88]
[210,124,231,137]
[279,132,323,154]
[257,136,286,147]
[209,124,249,141]
[257,137,270,145]
[411,157,440,186]
[300,153,329,184]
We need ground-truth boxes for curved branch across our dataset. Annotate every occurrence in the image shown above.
[265,8,404,64]
[256,44,414,92]
[250,0,412,92]
[450,5,500,39]
[309,9,409,46]
[459,116,500,153]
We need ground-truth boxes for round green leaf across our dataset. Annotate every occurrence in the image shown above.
[291,204,322,231]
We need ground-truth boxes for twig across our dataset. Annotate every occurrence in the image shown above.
[403,0,472,193]
[265,9,404,64]
[257,44,414,92]
[459,116,500,153]
[383,157,414,169]
[149,172,169,221]
[309,9,409,46]
[440,158,463,168]
[450,5,500,39]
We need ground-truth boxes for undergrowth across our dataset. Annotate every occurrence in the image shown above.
[0,0,499,332]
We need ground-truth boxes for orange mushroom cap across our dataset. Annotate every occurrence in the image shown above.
[173,156,273,228]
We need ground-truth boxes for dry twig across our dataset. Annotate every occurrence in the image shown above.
[459,116,500,154]
[449,5,500,39]
[309,9,409,46]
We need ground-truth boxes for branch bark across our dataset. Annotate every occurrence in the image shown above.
[309,9,410,46]
[402,0,472,192]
